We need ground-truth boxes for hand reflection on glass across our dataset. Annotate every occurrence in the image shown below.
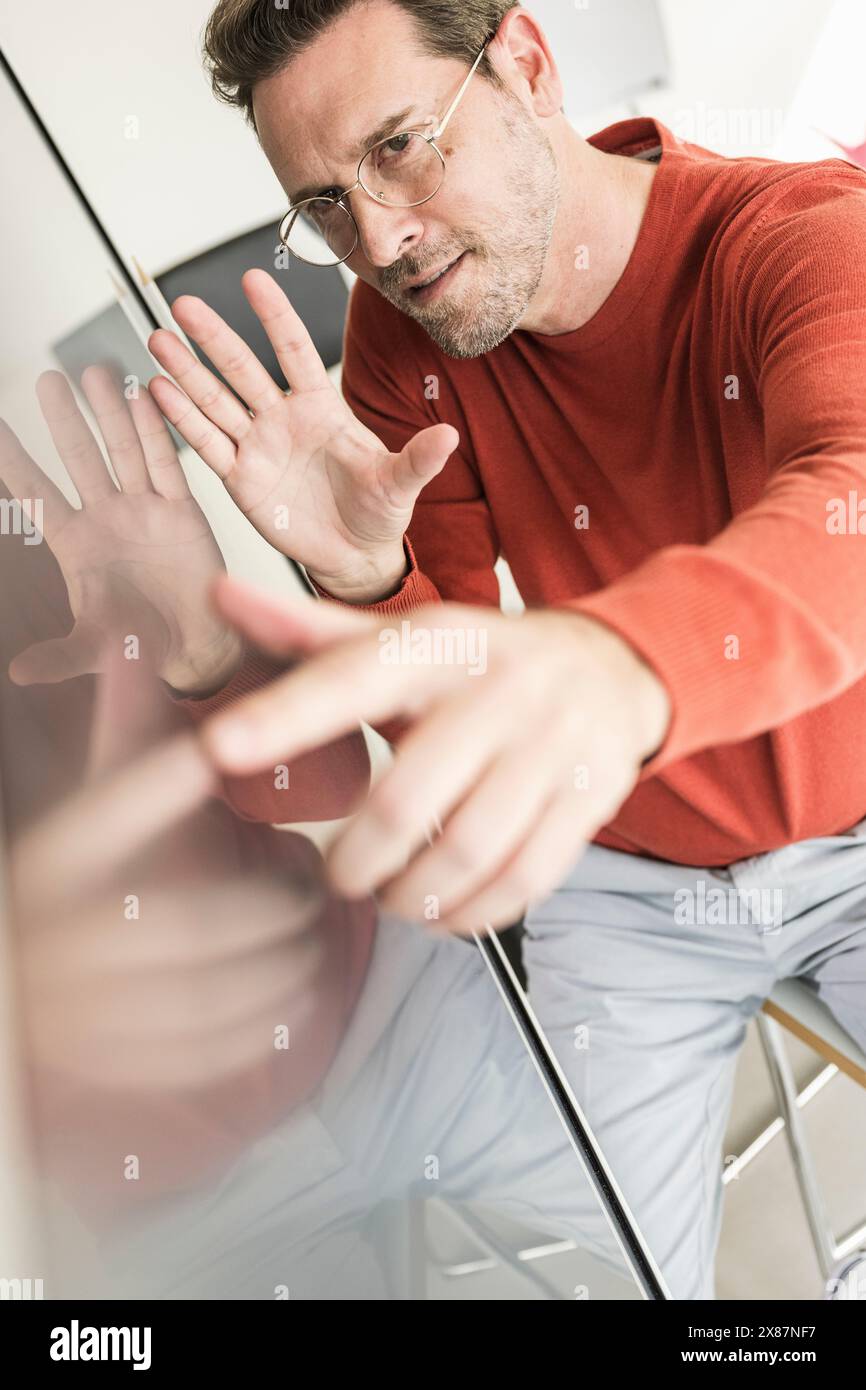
[0,367,242,697]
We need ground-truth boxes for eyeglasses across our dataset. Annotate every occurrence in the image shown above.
[278,38,491,267]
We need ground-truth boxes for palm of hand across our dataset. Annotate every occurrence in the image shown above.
[51,489,225,677]
[0,367,236,691]
[147,272,457,593]
[225,386,411,575]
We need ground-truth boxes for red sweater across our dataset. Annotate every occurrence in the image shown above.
[332,116,866,868]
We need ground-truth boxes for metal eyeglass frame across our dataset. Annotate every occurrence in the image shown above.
[279,36,492,266]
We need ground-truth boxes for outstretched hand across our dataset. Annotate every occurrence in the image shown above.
[197,576,672,934]
[0,367,241,693]
[147,269,458,601]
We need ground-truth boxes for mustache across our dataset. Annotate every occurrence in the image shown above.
[378,242,474,295]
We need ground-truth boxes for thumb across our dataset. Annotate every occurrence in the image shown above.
[9,629,103,686]
[387,422,459,507]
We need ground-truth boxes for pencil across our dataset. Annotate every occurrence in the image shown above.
[132,255,196,353]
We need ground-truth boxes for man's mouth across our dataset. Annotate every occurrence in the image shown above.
[403,252,468,305]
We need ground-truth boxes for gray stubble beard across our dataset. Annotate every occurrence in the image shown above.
[378,103,560,360]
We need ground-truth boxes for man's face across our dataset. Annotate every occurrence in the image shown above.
[254,1,559,359]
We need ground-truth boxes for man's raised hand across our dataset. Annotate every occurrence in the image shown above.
[147,269,458,602]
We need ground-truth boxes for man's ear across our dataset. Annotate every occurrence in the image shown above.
[490,8,564,120]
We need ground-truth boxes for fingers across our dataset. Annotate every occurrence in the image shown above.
[147,371,237,480]
[325,683,513,897]
[80,365,152,495]
[23,878,325,1092]
[0,418,71,540]
[426,736,640,934]
[148,328,252,449]
[43,877,323,976]
[127,385,192,501]
[242,268,331,393]
[200,609,457,775]
[10,732,216,916]
[211,574,373,657]
[35,371,116,506]
[436,790,587,934]
[387,423,459,507]
[8,627,104,687]
[27,950,322,1095]
[169,291,285,414]
[71,932,322,1044]
[372,728,573,924]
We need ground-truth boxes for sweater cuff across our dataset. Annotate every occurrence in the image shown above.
[307,536,441,615]
[170,648,288,724]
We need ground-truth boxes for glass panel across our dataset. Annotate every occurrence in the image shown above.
[0,50,657,1303]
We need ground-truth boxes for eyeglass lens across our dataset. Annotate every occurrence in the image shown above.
[286,133,445,265]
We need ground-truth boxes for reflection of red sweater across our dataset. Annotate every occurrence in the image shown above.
[332,117,866,868]
[179,650,378,1113]
[35,666,377,1221]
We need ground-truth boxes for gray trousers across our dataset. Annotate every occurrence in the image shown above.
[95,916,638,1301]
[524,815,866,1299]
[96,821,866,1302]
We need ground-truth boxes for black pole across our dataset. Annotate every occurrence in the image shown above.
[474,927,670,1300]
[0,43,159,333]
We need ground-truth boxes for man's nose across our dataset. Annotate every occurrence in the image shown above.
[349,194,425,269]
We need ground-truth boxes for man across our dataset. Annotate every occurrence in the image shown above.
[127,0,866,1295]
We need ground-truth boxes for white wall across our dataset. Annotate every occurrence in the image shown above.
[0,63,118,371]
[650,0,835,155]
[0,0,286,276]
[574,0,838,157]
[771,0,866,162]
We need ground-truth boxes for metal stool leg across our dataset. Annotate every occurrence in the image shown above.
[756,1012,837,1278]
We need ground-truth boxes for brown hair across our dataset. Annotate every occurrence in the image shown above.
[202,0,519,130]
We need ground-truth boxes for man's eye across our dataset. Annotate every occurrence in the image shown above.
[383,133,412,157]
[305,191,344,222]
